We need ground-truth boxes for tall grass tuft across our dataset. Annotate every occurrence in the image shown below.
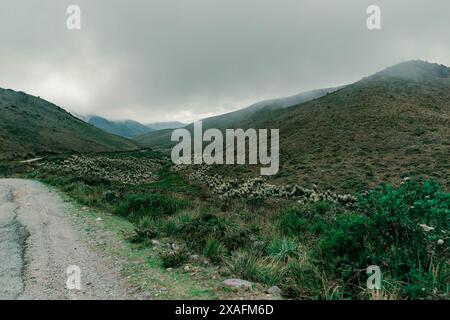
[115,193,190,221]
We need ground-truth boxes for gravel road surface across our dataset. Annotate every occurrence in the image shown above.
[0,179,134,300]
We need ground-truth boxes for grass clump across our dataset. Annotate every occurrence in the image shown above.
[115,193,190,221]
[160,250,189,269]
[228,251,260,282]
[133,216,158,241]
[202,237,226,263]
[266,237,298,262]
[278,201,338,237]
[178,212,252,253]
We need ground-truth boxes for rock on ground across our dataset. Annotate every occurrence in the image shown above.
[266,286,282,295]
[223,279,254,289]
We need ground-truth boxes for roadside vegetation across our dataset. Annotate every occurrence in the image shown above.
[28,151,449,300]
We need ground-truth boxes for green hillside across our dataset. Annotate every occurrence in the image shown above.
[0,88,139,160]
[135,86,341,149]
[137,60,450,192]
[255,60,450,191]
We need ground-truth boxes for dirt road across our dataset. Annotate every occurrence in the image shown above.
[0,179,135,300]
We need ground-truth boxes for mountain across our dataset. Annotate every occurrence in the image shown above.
[80,115,186,138]
[0,88,139,161]
[136,60,450,192]
[83,115,154,138]
[146,122,186,131]
[135,86,342,148]
[252,60,450,191]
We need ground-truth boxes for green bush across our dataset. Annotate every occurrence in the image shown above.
[160,250,188,269]
[115,194,190,221]
[133,216,158,242]
[275,180,449,299]
[158,219,180,236]
[61,181,102,206]
[267,238,298,262]
[228,253,289,288]
[228,251,259,282]
[255,261,287,287]
[281,260,342,299]
[102,190,120,204]
[203,237,226,263]
[279,201,337,237]
[316,180,449,299]
[179,212,251,252]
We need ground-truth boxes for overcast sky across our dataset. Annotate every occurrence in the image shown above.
[1,0,449,123]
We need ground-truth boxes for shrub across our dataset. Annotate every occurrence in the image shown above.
[316,180,449,299]
[133,216,158,242]
[158,219,180,236]
[202,237,226,263]
[281,260,342,300]
[256,261,287,287]
[267,238,298,262]
[278,201,337,237]
[179,212,251,252]
[115,194,190,221]
[102,190,120,204]
[62,181,102,206]
[228,251,259,282]
[160,250,189,269]
[275,180,449,299]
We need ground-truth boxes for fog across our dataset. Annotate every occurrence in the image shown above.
[0,0,449,122]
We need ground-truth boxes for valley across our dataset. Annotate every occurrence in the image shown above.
[138,60,450,193]
[10,145,448,300]
[0,60,448,300]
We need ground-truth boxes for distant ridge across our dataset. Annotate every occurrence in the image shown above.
[368,60,450,82]
[146,121,186,131]
[78,115,186,138]
[135,86,343,148]
[81,115,154,138]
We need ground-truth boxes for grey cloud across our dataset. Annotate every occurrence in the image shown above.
[0,0,449,122]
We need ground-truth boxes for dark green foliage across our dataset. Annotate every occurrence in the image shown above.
[281,262,329,299]
[150,165,202,194]
[228,251,259,282]
[202,237,226,263]
[279,180,449,299]
[102,190,120,204]
[158,219,180,236]
[160,250,189,269]
[266,238,298,262]
[279,201,337,237]
[133,216,158,242]
[115,193,190,221]
[178,212,251,253]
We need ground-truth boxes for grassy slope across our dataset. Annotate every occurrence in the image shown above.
[136,60,450,192]
[257,61,450,192]
[0,88,139,160]
[135,87,341,150]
